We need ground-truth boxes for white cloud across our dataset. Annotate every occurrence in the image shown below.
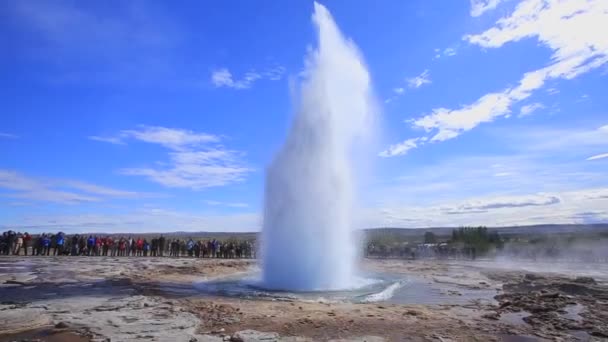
[6,1,189,87]
[89,135,125,145]
[2,209,260,233]
[443,48,457,57]
[263,66,287,81]
[121,149,251,189]
[92,126,252,190]
[393,87,405,94]
[503,123,608,152]
[90,125,219,150]
[453,193,560,213]
[587,153,608,161]
[519,102,545,117]
[378,138,423,157]
[211,68,235,87]
[494,172,512,177]
[121,126,219,150]
[205,200,249,208]
[470,0,505,17]
[406,69,431,89]
[61,181,140,198]
[465,0,608,62]
[546,87,560,95]
[362,187,608,228]
[408,0,608,144]
[433,47,458,60]
[211,66,286,89]
[0,133,18,139]
[0,170,142,205]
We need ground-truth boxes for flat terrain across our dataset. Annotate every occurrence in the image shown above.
[1,257,607,341]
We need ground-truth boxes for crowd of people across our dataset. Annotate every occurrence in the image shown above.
[0,230,256,259]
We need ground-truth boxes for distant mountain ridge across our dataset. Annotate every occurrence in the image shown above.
[364,223,608,238]
[74,223,608,238]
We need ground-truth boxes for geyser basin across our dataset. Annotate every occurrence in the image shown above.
[194,272,497,305]
[261,2,375,291]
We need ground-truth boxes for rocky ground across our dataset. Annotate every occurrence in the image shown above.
[0,256,607,342]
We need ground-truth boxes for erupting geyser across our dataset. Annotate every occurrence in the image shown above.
[261,2,375,291]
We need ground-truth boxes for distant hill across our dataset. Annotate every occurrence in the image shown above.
[364,224,608,240]
[75,223,608,240]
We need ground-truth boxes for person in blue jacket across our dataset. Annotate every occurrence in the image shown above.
[87,235,95,256]
[42,234,51,256]
[54,232,65,256]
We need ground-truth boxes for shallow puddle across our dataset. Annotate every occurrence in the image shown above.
[0,329,90,342]
[499,311,530,326]
[561,303,584,322]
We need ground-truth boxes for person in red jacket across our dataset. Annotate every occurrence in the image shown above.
[136,238,144,256]
[106,237,114,257]
[95,236,103,256]
[22,232,32,256]
[118,238,126,257]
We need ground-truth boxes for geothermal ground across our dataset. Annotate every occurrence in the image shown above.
[1,257,607,342]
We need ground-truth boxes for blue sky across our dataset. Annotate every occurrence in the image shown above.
[1,0,607,233]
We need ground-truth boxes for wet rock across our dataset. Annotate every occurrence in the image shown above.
[528,305,552,313]
[4,280,28,286]
[499,301,511,309]
[540,292,560,299]
[524,274,543,281]
[573,276,596,285]
[404,310,422,316]
[592,330,608,338]
[482,312,500,320]
[0,309,51,335]
[54,321,69,329]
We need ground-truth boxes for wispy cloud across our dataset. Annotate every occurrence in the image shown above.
[470,0,505,17]
[386,0,608,151]
[205,200,249,208]
[2,209,260,233]
[61,181,140,198]
[587,153,608,161]
[0,170,142,205]
[90,125,219,149]
[362,187,608,228]
[443,48,457,57]
[121,126,219,150]
[211,65,286,89]
[500,123,608,153]
[406,69,431,89]
[519,102,545,117]
[453,193,560,213]
[6,1,183,87]
[379,137,424,158]
[0,133,19,139]
[89,135,125,145]
[434,47,458,59]
[373,122,608,208]
[93,126,252,190]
